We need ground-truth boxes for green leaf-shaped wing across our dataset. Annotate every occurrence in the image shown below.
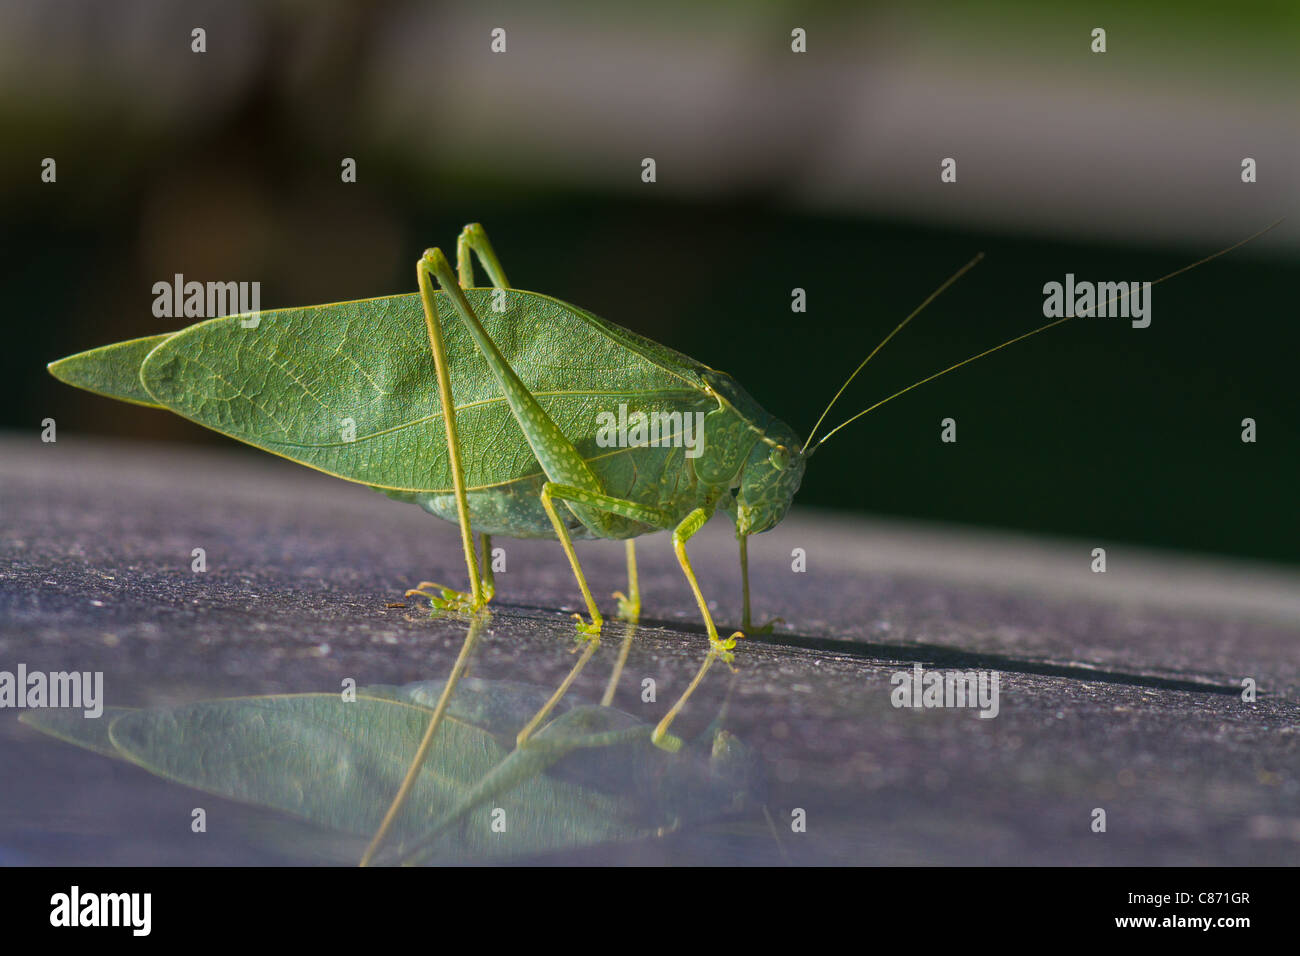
[47,334,174,408]
[134,290,711,493]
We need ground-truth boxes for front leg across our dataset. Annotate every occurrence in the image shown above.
[653,506,745,749]
[738,532,782,633]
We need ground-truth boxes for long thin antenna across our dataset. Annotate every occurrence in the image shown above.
[807,219,1283,455]
[803,253,984,451]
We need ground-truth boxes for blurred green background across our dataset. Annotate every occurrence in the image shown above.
[2,0,1297,564]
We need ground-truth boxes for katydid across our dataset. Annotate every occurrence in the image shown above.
[47,221,1277,757]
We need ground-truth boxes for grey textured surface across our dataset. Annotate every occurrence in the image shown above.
[2,434,1298,865]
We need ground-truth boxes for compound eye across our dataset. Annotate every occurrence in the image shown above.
[768,446,789,471]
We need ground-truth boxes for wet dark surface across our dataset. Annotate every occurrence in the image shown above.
[2,435,1299,865]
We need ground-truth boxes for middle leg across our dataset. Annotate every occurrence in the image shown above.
[517,481,673,746]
